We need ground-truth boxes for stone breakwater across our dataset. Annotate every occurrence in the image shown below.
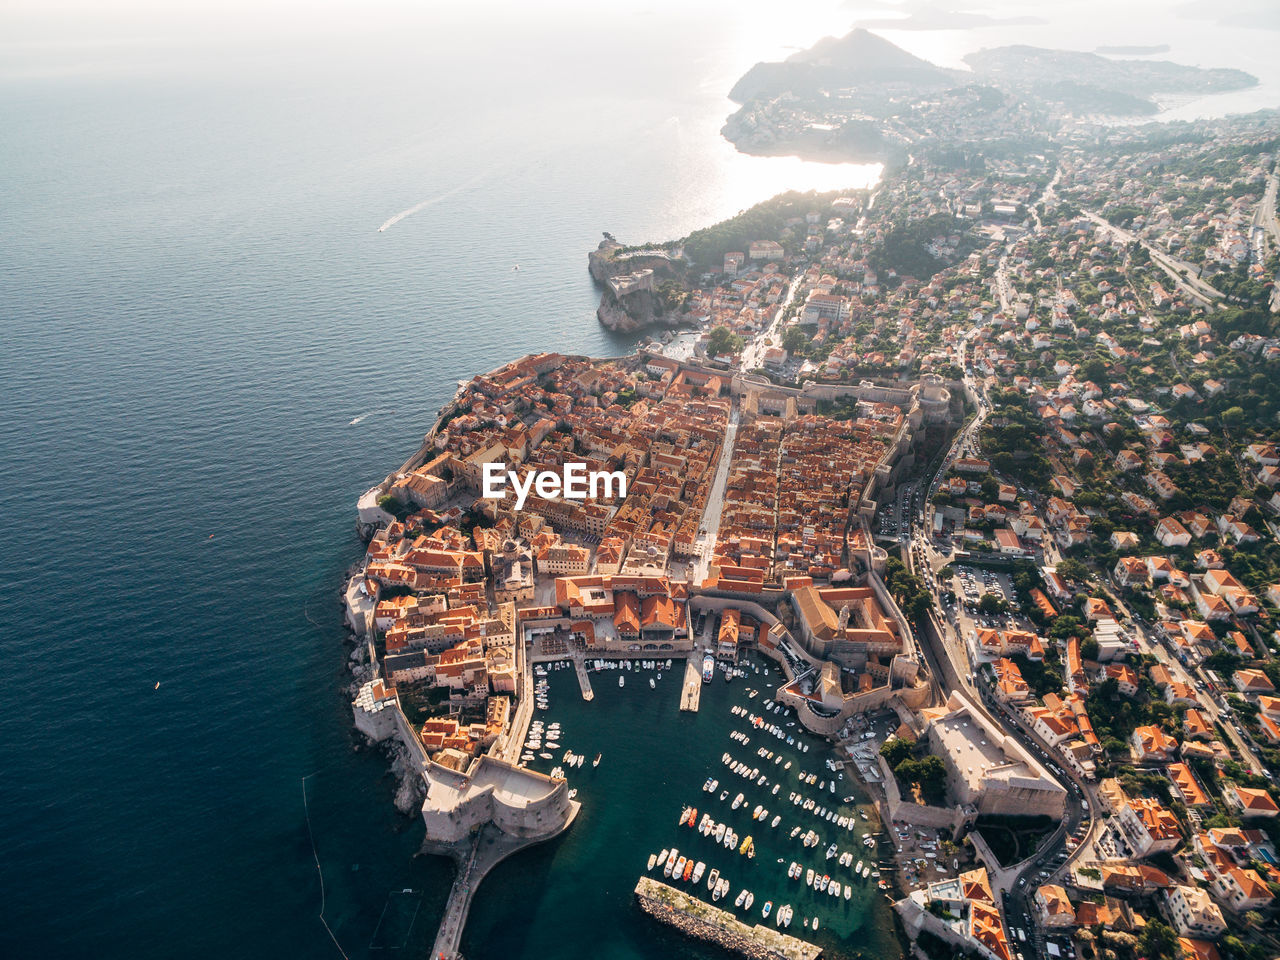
[634,877,821,960]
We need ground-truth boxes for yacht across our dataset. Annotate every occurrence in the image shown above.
[770,815,781,828]
[789,826,801,839]
[826,844,838,860]
[762,901,772,919]
[855,860,863,874]
[844,884,852,900]
[657,849,669,868]
[692,861,705,884]
[663,854,676,878]
[806,868,815,886]
[734,889,746,909]
[618,675,625,688]
[812,917,819,931]
[649,677,655,689]
[731,793,744,810]
[743,891,754,910]
[715,823,726,842]
[707,867,720,890]
[819,875,829,892]
[647,854,656,871]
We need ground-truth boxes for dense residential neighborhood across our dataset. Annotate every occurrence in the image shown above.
[348,109,1280,960]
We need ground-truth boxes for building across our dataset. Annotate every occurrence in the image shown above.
[920,691,1066,817]
[1164,885,1227,939]
[1034,884,1076,928]
[1116,797,1183,857]
[352,678,400,742]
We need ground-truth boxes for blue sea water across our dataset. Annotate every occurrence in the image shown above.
[1,2,1275,957]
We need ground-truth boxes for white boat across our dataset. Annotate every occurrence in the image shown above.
[855,860,863,874]
[647,854,656,871]
[770,815,781,828]
[708,867,720,890]
[789,826,801,839]
[806,868,815,886]
[539,752,553,759]
[657,849,669,867]
[743,891,754,910]
[752,805,762,819]
[619,676,625,687]
[715,823,726,842]
[826,844,838,859]
[674,856,687,879]
[732,793,744,810]
[735,889,746,908]
[844,884,852,900]
[692,861,706,884]
[861,864,871,878]
[812,917,819,931]
[663,857,675,878]
[650,678,655,689]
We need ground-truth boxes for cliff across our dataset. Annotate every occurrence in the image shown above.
[588,237,690,333]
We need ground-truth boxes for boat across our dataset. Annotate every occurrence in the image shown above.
[812,917,819,931]
[770,815,781,828]
[593,753,601,767]
[734,889,746,908]
[743,891,754,910]
[732,793,744,810]
[647,854,656,871]
[715,823,726,842]
[657,849,669,867]
[619,675,625,687]
[826,843,838,860]
[752,805,762,820]
[844,884,852,900]
[686,807,698,827]
[761,900,772,920]
[539,752,553,759]
[855,860,863,874]
[682,860,694,882]
[861,864,871,878]
[664,852,678,878]
[771,784,780,796]
[719,790,728,801]
[692,861,706,884]
[780,905,792,928]
[806,868,815,886]
[820,875,829,892]
[739,836,753,856]
[678,806,690,826]
[702,653,715,684]
[708,867,720,890]
[790,826,801,838]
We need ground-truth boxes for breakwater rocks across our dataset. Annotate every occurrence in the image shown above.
[634,877,821,960]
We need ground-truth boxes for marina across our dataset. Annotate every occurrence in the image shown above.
[466,653,900,960]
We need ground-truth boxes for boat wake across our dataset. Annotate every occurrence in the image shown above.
[349,408,391,425]
[377,171,490,232]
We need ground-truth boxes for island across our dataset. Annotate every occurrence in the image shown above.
[721,29,1257,165]
[343,89,1280,960]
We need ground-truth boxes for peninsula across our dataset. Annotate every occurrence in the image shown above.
[721,29,1257,164]
[344,98,1280,960]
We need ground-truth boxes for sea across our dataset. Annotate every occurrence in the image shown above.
[0,1,1276,957]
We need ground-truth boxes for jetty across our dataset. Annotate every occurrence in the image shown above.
[573,654,594,701]
[679,655,703,712]
[634,877,821,960]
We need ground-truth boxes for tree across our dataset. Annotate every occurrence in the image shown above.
[1080,637,1100,661]
[782,326,808,355]
[880,737,914,767]
[706,325,744,357]
[977,593,1006,615]
[1056,557,1091,582]
[1136,920,1179,960]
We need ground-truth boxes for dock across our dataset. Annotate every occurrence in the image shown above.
[573,655,594,701]
[679,656,702,712]
[634,877,821,960]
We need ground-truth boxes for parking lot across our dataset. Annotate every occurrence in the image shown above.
[945,565,1037,637]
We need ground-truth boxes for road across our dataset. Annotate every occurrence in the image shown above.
[1083,211,1224,308]
[1252,171,1280,313]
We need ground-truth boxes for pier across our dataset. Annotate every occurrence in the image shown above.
[425,809,580,960]
[679,655,703,712]
[573,654,595,701]
[634,877,821,960]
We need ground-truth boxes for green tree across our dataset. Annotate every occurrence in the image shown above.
[706,325,744,357]
[1136,920,1179,960]
[880,738,914,767]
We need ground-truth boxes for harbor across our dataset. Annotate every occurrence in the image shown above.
[462,652,901,960]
